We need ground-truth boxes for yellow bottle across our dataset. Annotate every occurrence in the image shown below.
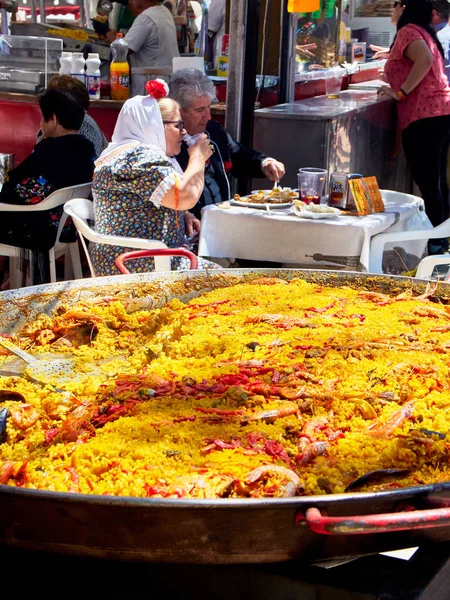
[217,56,228,77]
[110,33,130,101]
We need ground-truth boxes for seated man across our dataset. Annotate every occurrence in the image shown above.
[169,68,285,218]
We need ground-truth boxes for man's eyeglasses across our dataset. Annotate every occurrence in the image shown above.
[163,120,184,132]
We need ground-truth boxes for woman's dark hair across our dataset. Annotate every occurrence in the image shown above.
[39,88,85,131]
[397,0,445,59]
[47,74,90,110]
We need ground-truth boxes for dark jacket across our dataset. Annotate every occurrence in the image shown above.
[176,120,267,218]
[0,134,95,251]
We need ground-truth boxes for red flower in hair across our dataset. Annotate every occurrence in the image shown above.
[224,160,232,173]
[145,78,169,99]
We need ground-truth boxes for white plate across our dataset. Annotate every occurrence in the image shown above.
[292,205,341,220]
[231,198,294,210]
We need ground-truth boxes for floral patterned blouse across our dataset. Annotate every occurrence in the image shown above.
[92,144,211,275]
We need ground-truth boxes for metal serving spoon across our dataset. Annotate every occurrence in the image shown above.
[0,337,96,388]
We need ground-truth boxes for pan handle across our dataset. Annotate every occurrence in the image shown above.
[115,249,199,274]
[298,505,450,535]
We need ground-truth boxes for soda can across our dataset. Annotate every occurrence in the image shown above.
[329,172,348,208]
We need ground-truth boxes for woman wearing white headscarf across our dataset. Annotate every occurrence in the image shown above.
[91,79,214,275]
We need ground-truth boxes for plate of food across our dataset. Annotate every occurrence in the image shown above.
[231,188,298,209]
[292,200,341,219]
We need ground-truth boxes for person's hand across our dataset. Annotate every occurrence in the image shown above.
[262,159,285,182]
[106,30,118,44]
[377,67,387,82]
[296,43,317,59]
[377,85,398,100]
[184,212,201,237]
[188,134,213,162]
[370,45,390,60]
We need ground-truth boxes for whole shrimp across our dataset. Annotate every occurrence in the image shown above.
[241,401,300,424]
[244,464,303,497]
[367,401,415,438]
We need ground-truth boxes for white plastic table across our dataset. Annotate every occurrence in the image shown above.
[198,197,433,274]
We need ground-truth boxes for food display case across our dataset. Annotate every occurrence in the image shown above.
[349,0,396,47]
[294,0,341,74]
[10,22,111,61]
[0,34,62,94]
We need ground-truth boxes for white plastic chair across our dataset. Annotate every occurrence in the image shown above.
[64,198,172,275]
[380,189,425,209]
[369,216,450,276]
[0,183,91,288]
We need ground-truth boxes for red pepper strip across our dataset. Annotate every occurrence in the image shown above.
[349,314,366,323]
[194,383,229,394]
[272,370,281,384]
[144,484,170,498]
[303,302,336,313]
[202,438,242,451]
[294,345,313,350]
[65,466,79,487]
[188,312,208,320]
[173,415,196,423]
[113,383,138,395]
[195,407,245,416]
[216,374,250,385]
[264,440,291,465]
[247,432,267,447]
[44,428,60,445]
[93,402,139,427]
[187,300,230,310]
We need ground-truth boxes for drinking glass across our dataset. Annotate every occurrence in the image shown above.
[325,69,344,99]
[298,168,328,204]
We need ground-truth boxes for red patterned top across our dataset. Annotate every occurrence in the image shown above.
[384,24,450,130]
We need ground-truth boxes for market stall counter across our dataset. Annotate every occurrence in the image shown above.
[253,89,411,193]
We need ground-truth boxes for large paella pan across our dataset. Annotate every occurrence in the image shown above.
[1,269,450,563]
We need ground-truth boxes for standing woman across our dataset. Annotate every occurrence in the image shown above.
[379,0,450,254]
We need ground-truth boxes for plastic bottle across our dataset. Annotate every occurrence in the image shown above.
[110,33,130,101]
[59,52,73,76]
[85,53,101,100]
[71,52,86,85]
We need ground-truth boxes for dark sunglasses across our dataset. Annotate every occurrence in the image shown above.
[163,120,184,132]
[393,1,404,7]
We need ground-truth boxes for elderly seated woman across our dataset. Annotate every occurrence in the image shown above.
[38,75,108,160]
[0,88,95,285]
[91,79,219,274]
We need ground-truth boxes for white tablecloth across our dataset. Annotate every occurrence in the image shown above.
[198,199,433,273]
